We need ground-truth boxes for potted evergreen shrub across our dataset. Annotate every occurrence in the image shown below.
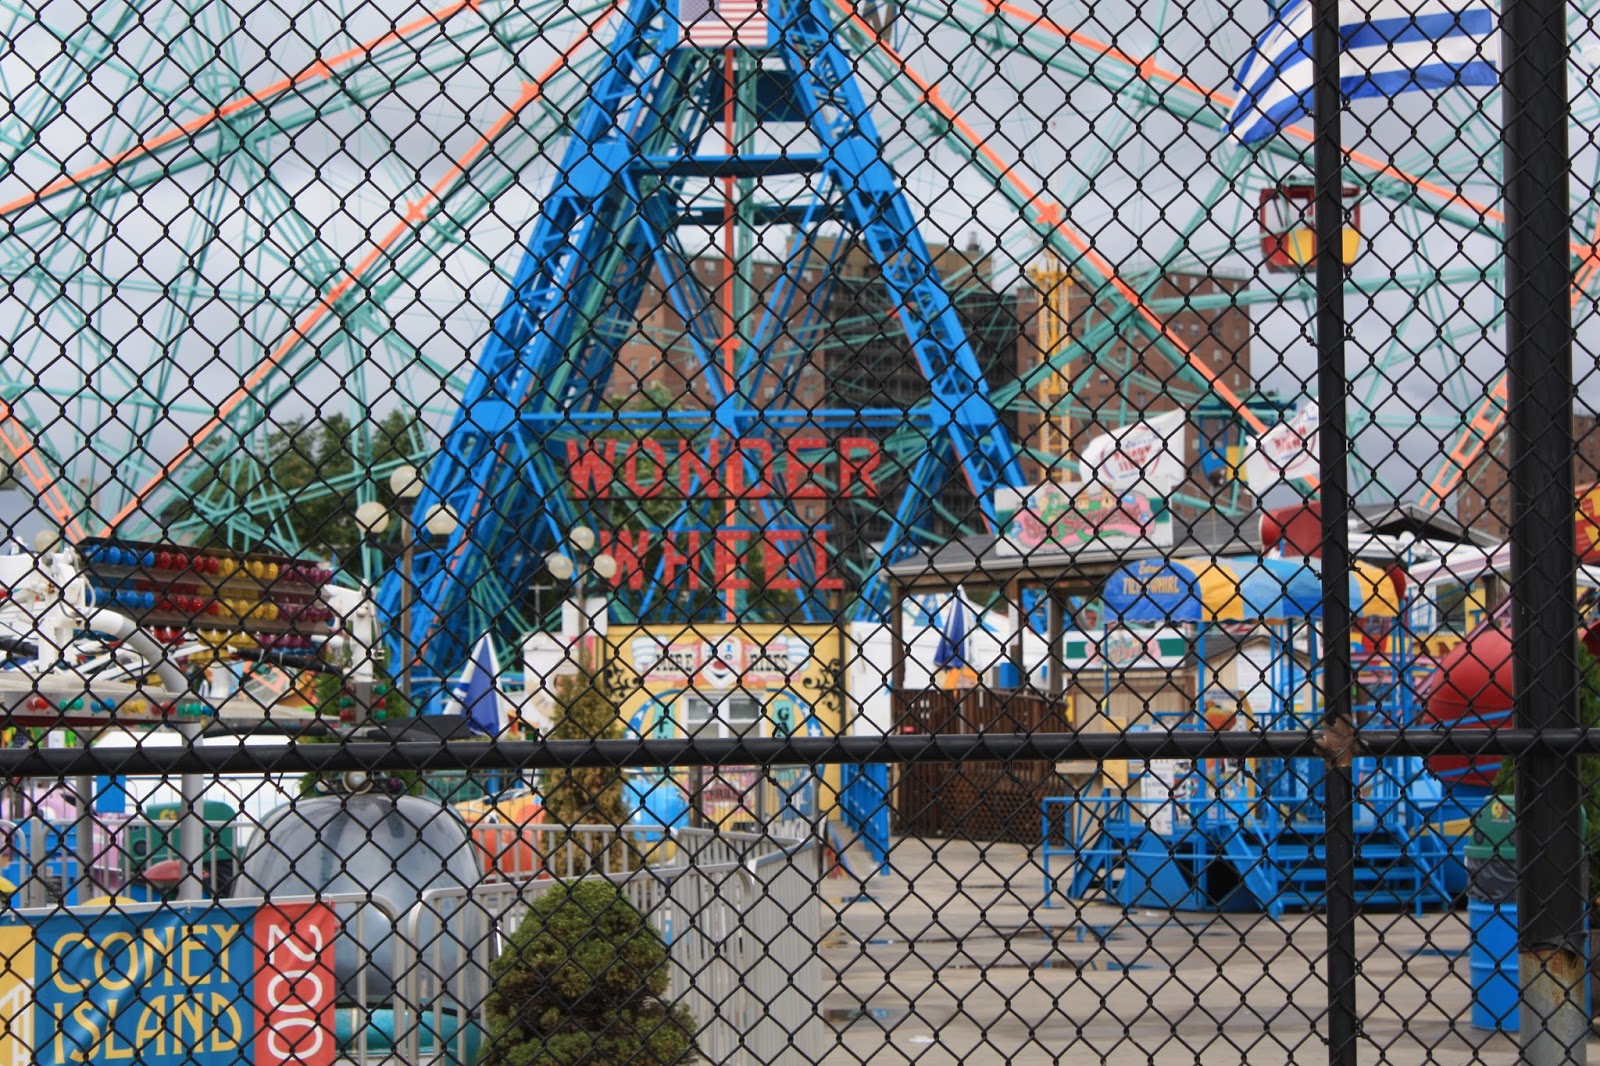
[482,879,700,1065]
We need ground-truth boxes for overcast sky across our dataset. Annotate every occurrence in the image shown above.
[0,0,1597,544]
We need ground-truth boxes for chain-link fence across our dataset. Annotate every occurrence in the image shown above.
[0,0,1590,1060]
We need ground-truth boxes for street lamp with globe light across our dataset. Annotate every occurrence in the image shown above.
[545,530,616,673]
[354,465,456,708]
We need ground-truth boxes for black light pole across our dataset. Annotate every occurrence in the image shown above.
[1310,0,1358,1060]
[1503,0,1582,1052]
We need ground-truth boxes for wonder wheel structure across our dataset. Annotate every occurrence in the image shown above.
[1,0,1596,699]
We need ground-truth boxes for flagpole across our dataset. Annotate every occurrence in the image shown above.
[1310,0,1358,1060]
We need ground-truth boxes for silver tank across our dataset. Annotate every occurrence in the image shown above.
[237,792,485,1005]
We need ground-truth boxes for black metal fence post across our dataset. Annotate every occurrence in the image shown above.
[1504,0,1584,1053]
[1312,0,1358,1058]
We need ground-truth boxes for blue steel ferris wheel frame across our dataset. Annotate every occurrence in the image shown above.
[377,0,1027,708]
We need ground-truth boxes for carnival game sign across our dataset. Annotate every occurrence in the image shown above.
[1244,402,1319,492]
[1103,629,1145,669]
[1078,411,1188,495]
[993,482,1171,557]
[0,901,337,1066]
[631,633,810,688]
[1063,627,1187,670]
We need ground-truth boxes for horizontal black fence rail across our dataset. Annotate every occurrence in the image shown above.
[3,729,1598,776]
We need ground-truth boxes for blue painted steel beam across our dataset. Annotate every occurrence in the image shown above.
[638,152,828,178]
[381,0,1027,708]
[377,6,714,704]
[678,203,840,227]
[519,407,934,426]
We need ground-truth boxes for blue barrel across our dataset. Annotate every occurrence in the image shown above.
[1464,796,1588,1030]
[1469,898,1519,1030]
[1466,796,1518,1031]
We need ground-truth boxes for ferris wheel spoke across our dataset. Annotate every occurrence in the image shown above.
[0,0,600,236]
[0,0,480,219]
[97,23,615,537]
[101,152,346,530]
[7,0,1599,559]
[0,1,150,172]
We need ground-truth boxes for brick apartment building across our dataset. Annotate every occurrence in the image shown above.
[1456,413,1600,536]
[603,239,1016,543]
[1016,270,1256,508]
[603,252,1256,547]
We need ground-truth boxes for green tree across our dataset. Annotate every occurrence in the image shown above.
[542,671,628,828]
[540,670,642,876]
[162,408,427,558]
[482,880,699,1066]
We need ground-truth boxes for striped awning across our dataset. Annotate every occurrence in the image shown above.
[1101,555,1401,623]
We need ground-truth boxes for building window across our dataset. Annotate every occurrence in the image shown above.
[1434,584,1471,634]
[684,695,762,738]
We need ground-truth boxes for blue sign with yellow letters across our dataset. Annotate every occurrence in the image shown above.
[0,900,336,1066]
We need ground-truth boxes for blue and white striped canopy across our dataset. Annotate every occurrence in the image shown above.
[1101,555,1400,623]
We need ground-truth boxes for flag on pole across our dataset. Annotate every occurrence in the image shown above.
[679,0,769,47]
[460,634,507,738]
[933,598,979,690]
[933,599,967,671]
[1226,0,1499,144]
[1078,411,1189,495]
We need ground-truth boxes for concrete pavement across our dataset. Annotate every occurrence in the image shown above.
[809,836,1587,1064]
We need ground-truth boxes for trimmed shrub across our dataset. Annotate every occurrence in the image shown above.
[482,879,699,1066]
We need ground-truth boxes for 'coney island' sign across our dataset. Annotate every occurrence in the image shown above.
[0,901,336,1066]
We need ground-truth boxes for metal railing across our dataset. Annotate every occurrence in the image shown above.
[399,836,823,1065]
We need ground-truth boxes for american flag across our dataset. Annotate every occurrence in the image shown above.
[680,0,768,47]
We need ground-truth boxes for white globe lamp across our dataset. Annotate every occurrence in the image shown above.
[424,505,458,537]
[354,501,391,536]
[389,464,424,500]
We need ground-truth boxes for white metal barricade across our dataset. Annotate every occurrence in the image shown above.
[397,837,823,1066]
[470,821,807,881]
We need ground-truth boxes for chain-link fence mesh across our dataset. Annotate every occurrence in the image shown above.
[0,0,1590,1060]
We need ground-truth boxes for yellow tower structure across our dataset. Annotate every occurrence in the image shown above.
[1028,257,1074,481]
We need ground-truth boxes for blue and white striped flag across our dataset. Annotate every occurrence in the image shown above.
[1227,0,1499,144]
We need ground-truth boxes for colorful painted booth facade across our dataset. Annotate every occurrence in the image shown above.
[610,624,843,837]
